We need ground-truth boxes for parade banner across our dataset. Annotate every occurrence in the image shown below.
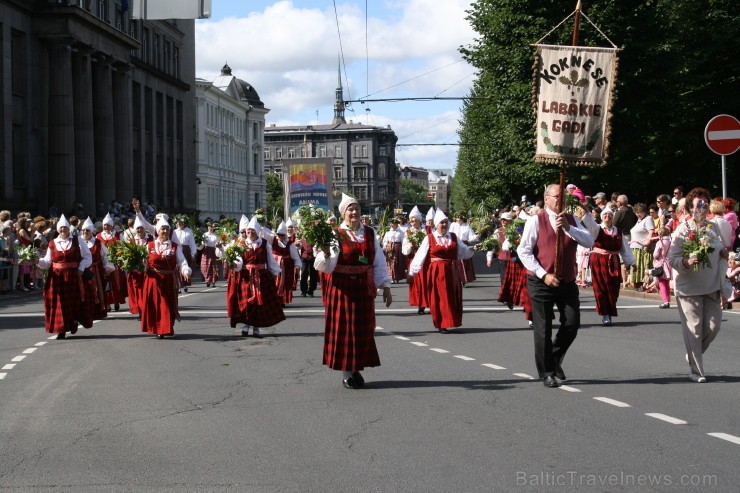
[282,158,333,218]
[533,44,618,167]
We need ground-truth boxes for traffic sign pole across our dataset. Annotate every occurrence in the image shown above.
[722,154,726,198]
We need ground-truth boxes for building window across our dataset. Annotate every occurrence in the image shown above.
[319,145,327,157]
[275,147,283,160]
[379,187,386,200]
[379,145,387,156]
[353,145,359,157]
[153,34,160,68]
[264,147,271,161]
[253,153,259,175]
[334,167,343,180]
[353,187,367,200]
[299,146,306,158]
[334,145,342,158]
[353,167,367,180]
[255,193,260,209]
[142,29,149,63]
[287,147,295,159]
[173,46,180,79]
[98,0,107,21]
[361,145,368,157]
[164,40,171,74]
[11,30,27,95]
[378,165,386,179]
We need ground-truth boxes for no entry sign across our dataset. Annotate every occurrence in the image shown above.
[705,114,740,156]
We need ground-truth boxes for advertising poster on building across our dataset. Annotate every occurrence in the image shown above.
[533,44,618,166]
[282,158,334,218]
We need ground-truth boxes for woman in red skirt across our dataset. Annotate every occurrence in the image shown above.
[272,221,301,306]
[226,216,285,338]
[409,209,474,333]
[315,194,393,389]
[80,217,115,325]
[402,206,429,314]
[96,213,126,311]
[37,215,92,339]
[140,217,192,339]
[582,207,634,326]
[127,216,152,319]
[200,222,220,287]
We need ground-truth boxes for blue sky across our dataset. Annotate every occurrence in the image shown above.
[195,0,476,170]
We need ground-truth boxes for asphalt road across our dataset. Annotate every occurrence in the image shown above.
[1,257,738,492]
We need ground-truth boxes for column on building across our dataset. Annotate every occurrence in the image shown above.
[113,63,133,202]
[72,47,96,213]
[47,40,76,211]
[92,55,116,205]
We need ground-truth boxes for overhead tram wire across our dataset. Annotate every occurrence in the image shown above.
[344,96,488,103]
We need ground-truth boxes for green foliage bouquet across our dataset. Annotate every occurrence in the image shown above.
[108,241,148,273]
[216,218,237,244]
[223,243,246,266]
[504,219,527,253]
[296,205,338,252]
[476,235,500,253]
[17,245,37,264]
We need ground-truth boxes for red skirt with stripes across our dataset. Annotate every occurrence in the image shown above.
[498,258,532,320]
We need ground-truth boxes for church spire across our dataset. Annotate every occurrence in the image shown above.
[332,55,346,125]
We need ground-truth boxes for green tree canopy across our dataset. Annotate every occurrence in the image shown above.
[455,0,739,209]
[266,172,284,220]
[400,179,435,210]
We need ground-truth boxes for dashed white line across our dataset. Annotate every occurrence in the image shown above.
[22,348,37,354]
[0,373,6,380]
[645,413,687,425]
[594,397,631,408]
[481,363,506,370]
[410,342,428,347]
[429,348,449,354]
[34,342,47,347]
[11,356,26,362]
[394,336,410,341]
[559,385,581,393]
[707,433,740,445]
[2,364,16,370]
[47,335,57,340]
[513,373,536,380]
[454,355,475,361]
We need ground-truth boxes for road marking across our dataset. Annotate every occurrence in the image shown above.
[22,348,37,354]
[559,385,581,393]
[394,336,410,341]
[2,364,16,370]
[454,355,475,361]
[34,342,47,347]
[481,363,506,370]
[594,397,631,408]
[513,373,536,380]
[429,348,449,354]
[645,413,687,425]
[707,433,740,445]
[410,342,428,347]
[11,356,26,362]
[0,373,6,380]
[47,336,57,340]
[375,326,385,330]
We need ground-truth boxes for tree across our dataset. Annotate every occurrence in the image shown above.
[266,172,284,219]
[456,0,740,206]
[400,179,434,210]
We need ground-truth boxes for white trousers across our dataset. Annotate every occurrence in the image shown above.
[676,291,721,376]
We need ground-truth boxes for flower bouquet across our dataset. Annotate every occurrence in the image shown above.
[504,219,526,251]
[406,228,427,250]
[680,224,716,271]
[223,243,246,267]
[476,235,501,253]
[216,218,237,244]
[253,208,267,224]
[17,245,37,265]
[108,241,148,273]
[564,193,582,215]
[296,205,338,252]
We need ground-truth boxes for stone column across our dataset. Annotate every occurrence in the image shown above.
[92,56,116,205]
[47,40,76,211]
[72,47,96,215]
[113,63,133,202]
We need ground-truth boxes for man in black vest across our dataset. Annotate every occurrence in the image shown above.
[518,185,594,387]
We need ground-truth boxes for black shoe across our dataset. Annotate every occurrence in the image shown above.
[507,302,514,310]
[56,333,66,340]
[417,307,425,315]
[114,304,120,312]
[184,288,188,293]
[70,324,78,335]
[301,293,307,297]
[206,283,211,287]
[342,377,359,389]
[309,293,314,298]
[137,314,141,321]
[439,328,449,333]
[157,335,164,339]
[543,376,560,388]
[351,372,365,388]
[554,369,567,382]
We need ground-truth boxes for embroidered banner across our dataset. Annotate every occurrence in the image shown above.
[282,158,334,218]
[533,44,618,167]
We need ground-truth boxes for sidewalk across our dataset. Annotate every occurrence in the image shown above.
[581,284,740,312]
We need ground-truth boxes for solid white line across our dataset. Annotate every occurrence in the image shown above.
[481,363,506,370]
[2,364,16,370]
[11,356,26,362]
[454,355,475,361]
[559,385,581,393]
[394,336,410,341]
[708,129,740,140]
[34,342,47,347]
[707,433,740,445]
[513,373,536,380]
[22,348,37,354]
[429,348,449,354]
[594,397,631,408]
[645,413,687,425]
[410,342,428,347]
[0,373,6,380]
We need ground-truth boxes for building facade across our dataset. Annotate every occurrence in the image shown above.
[0,0,196,216]
[428,169,453,211]
[195,64,268,221]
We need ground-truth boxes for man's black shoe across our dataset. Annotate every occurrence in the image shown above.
[342,377,359,389]
[351,372,364,387]
[543,376,560,388]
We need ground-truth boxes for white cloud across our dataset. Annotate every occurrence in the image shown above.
[195,0,475,169]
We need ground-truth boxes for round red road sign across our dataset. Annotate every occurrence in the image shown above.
[705,114,740,156]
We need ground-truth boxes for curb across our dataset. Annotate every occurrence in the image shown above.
[579,285,740,312]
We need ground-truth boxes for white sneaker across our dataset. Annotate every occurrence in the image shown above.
[690,374,707,383]
[528,320,533,327]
